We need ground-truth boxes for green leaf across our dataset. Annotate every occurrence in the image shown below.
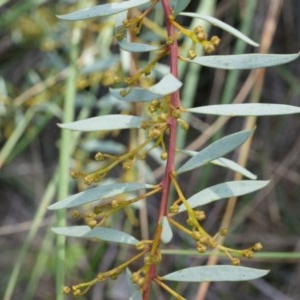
[110,74,182,102]
[126,269,143,300]
[189,53,300,70]
[52,226,139,245]
[130,291,143,300]
[48,182,154,210]
[57,0,151,21]
[161,217,173,244]
[81,140,126,155]
[187,103,300,116]
[80,55,119,74]
[211,157,257,180]
[173,0,191,16]
[118,40,160,53]
[180,12,259,47]
[162,265,269,282]
[58,115,144,132]
[180,150,257,179]
[177,129,254,174]
[179,180,269,212]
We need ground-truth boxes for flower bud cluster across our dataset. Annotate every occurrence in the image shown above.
[187,25,221,57]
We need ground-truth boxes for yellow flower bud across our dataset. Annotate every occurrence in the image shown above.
[195,210,206,221]
[62,286,71,294]
[149,128,161,139]
[71,210,81,219]
[211,36,220,47]
[191,231,201,241]
[220,227,228,236]
[131,272,140,283]
[203,42,215,54]
[70,170,79,179]
[231,258,241,266]
[196,243,206,253]
[95,152,104,161]
[122,160,133,170]
[253,242,263,251]
[111,199,120,208]
[97,273,106,281]
[160,152,168,160]
[169,204,179,213]
[188,49,197,60]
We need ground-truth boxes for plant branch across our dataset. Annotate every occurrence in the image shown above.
[142,1,181,298]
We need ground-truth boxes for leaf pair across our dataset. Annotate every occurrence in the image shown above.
[49,182,155,246]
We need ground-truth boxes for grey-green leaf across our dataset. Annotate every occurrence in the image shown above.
[187,103,300,116]
[180,149,257,179]
[162,265,269,282]
[126,269,143,300]
[58,115,144,132]
[110,74,182,102]
[80,55,119,74]
[81,140,126,155]
[161,217,173,244]
[177,129,254,174]
[179,180,269,212]
[57,0,150,21]
[118,39,160,53]
[173,0,191,16]
[48,182,154,210]
[180,12,259,47]
[130,291,143,300]
[211,157,257,180]
[52,226,139,245]
[189,53,300,70]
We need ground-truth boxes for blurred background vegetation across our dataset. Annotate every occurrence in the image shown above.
[0,0,299,299]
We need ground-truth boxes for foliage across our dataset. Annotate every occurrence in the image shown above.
[1,1,300,300]
[45,1,300,299]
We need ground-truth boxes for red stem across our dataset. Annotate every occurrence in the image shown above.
[142,1,180,299]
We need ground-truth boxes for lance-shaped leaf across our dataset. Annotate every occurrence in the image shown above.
[177,129,254,174]
[126,269,143,300]
[81,140,126,155]
[80,55,119,74]
[179,149,257,180]
[173,0,191,16]
[118,39,160,53]
[161,217,173,244]
[211,157,257,180]
[58,115,144,132]
[48,182,154,210]
[162,265,269,282]
[110,74,182,102]
[180,12,259,47]
[187,103,300,116]
[57,0,150,21]
[130,291,143,300]
[119,41,160,53]
[52,226,139,245]
[189,53,300,70]
[178,180,269,212]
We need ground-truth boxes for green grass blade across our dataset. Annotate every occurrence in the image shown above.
[0,110,34,169]
[23,228,55,300]
[3,173,57,300]
[55,25,81,300]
